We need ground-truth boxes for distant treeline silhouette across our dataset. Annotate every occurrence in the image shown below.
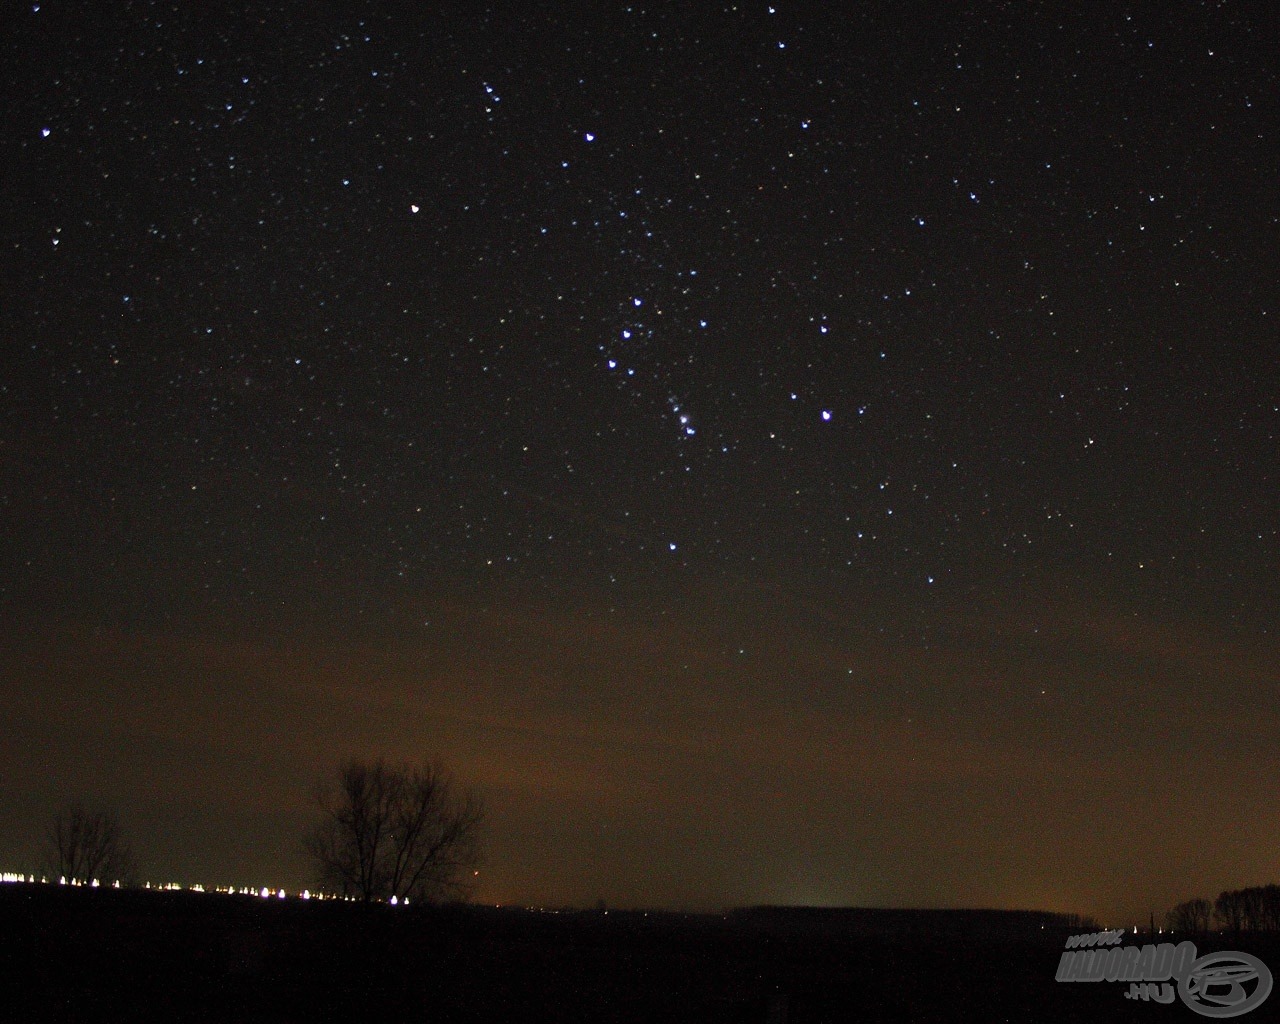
[1168,886,1280,934]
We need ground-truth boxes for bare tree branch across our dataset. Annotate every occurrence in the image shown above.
[44,803,137,885]
[306,758,483,905]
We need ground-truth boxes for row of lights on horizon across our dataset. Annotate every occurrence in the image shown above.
[1,876,1184,932]
[0,871,407,903]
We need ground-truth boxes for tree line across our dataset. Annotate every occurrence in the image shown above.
[36,757,484,905]
[1167,886,1280,934]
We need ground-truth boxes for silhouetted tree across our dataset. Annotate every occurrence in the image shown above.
[1262,884,1280,931]
[1242,886,1266,931]
[305,757,483,905]
[1167,898,1212,933]
[1217,885,1280,932]
[1216,890,1246,935]
[44,803,137,884]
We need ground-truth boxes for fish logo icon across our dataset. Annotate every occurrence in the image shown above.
[1179,951,1272,1018]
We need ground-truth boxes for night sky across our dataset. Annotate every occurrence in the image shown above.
[2,2,1278,924]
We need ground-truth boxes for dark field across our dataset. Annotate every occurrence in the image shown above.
[2,885,1275,1022]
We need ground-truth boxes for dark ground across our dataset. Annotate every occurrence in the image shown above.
[1,884,1275,1022]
